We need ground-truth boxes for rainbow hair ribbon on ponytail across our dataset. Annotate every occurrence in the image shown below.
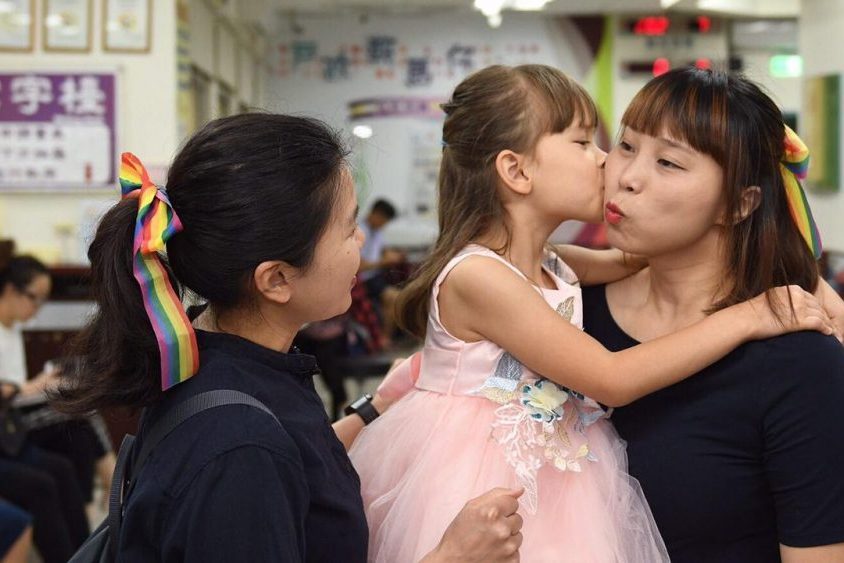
[120,152,199,391]
[780,125,823,259]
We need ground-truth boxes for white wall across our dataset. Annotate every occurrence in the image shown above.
[186,0,268,118]
[0,0,178,262]
[800,0,844,252]
[0,0,269,262]
[737,50,801,112]
[266,12,583,127]
[265,12,589,245]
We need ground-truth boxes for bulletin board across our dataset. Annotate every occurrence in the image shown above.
[804,73,840,193]
[0,72,116,191]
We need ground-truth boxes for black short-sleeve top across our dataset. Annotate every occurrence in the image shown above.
[117,330,368,562]
[583,285,844,562]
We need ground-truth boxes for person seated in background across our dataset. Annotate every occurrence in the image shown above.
[294,201,404,419]
[0,499,31,563]
[358,199,405,346]
[0,242,115,505]
[1,381,89,563]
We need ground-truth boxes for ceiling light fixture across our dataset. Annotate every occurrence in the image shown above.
[352,125,373,139]
[473,0,550,29]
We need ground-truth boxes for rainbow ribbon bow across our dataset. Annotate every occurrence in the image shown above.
[781,126,822,259]
[120,152,199,391]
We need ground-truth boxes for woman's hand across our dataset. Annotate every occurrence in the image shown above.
[420,488,524,563]
[333,354,421,450]
[742,285,842,342]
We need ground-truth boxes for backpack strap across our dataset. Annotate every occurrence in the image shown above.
[107,389,281,558]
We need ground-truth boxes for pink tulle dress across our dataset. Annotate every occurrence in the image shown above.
[349,245,668,562]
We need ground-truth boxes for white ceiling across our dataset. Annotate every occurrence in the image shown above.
[269,0,664,16]
[226,0,799,33]
[266,0,798,16]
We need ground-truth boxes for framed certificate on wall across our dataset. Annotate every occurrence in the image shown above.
[0,0,34,52]
[103,0,151,53]
[44,0,92,52]
[0,72,118,191]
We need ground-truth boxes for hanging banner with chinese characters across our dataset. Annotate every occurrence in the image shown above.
[277,36,542,87]
[348,97,444,120]
[0,72,116,190]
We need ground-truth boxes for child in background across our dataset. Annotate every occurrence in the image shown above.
[348,65,836,562]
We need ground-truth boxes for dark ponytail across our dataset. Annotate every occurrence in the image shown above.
[56,199,173,411]
[55,113,349,413]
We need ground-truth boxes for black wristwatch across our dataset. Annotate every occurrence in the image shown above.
[344,393,380,425]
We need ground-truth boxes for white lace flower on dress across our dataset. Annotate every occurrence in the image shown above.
[490,377,608,514]
[520,380,568,423]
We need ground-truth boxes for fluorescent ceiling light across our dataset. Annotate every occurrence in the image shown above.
[474,0,548,28]
[511,0,550,10]
[352,125,373,139]
[474,0,504,17]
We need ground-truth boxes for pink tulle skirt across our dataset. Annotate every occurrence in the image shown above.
[349,388,668,562]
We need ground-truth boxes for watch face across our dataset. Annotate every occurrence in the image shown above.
[344,394,379,424]
[344,395,371,416]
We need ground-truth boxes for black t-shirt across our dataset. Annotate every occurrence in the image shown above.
[582,285,844,562]
[117,330,368,562]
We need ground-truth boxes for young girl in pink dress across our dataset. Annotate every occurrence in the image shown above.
[348,64,835,562]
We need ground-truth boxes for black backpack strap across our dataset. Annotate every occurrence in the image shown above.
[106,434,135,559]
[107,389,280,558]
[134,389,280,472]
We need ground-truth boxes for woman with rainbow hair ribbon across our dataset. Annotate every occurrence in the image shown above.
[582,67,844,561]
[53,114,526,563]
[365,65,844,563]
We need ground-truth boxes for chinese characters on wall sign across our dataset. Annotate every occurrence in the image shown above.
[0,72,116,190]
[277,36,542,86]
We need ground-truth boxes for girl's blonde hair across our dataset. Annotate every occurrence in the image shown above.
[396,64,597,337]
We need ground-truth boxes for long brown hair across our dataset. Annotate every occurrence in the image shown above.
[621,67,817,311]
[396,64,597,337]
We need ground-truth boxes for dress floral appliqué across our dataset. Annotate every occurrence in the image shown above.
[489,373,608,513]
[479,292,608,512]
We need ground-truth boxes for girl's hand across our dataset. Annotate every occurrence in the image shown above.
[742,285,842,342]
